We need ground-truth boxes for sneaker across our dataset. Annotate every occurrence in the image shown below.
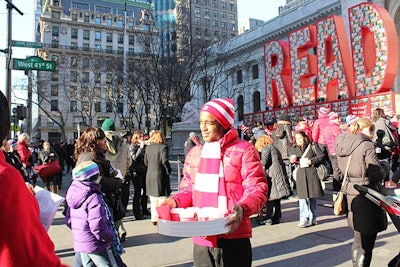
[258,219,273,226]
[298,219,310,228]
[311,219,318,226]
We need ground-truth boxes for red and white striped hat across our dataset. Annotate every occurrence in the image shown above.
[201,98,235,129]
[328,111,338,120]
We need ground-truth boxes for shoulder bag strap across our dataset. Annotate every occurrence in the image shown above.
[341,154,352,191]
[300,144,311,159]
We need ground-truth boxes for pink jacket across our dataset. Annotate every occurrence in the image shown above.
[172,128,268,244]
[312,115,330,144]
[322,121,342,155]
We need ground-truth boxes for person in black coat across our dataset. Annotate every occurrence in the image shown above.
[255,135,292,225]
[289,131,324,228]
[144,130,171,225]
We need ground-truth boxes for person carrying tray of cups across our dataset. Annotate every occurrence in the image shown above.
[162,98,268,267]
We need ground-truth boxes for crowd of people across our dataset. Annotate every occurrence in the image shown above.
[239,106,400,266]
[2,87,400,267]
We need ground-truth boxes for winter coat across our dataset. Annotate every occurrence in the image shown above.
[0,153,65,267]
[65,180,114,254]
[129,143,147,175]
[260,144,292,201]
[2,150,27,179]
[322,121,342,155]
[144,143,171,197]
[289,143,324,199]
[76,150,123,219]
[104,131,132,176]
[171,128,268,241]
[335,133,389,234]
[272,122,293,160]
[312,115,330,144]
[16,141,31,167]
[373,117,398,150]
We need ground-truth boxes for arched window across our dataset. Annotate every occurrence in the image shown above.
[237,95,244,121]
[253,91,261,113]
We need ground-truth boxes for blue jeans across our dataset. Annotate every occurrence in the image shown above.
[299,198,317,222]
[80,247,117,267]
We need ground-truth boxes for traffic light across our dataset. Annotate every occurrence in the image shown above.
[16,105,27,120]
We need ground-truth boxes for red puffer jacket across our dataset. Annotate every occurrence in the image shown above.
[172,128,268,241]
[17,141,32,167]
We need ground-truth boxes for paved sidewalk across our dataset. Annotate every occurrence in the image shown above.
[48,173,399,267]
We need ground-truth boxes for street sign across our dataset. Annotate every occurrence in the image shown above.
[12,56,56,71]
[12,40,42,48]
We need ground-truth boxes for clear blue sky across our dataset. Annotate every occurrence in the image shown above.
[0,0,286,98]
[237,0,286,25]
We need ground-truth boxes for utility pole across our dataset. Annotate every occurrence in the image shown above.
[4,0,24,138]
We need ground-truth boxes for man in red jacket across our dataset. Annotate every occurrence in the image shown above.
[163,98,268,267]
[0,91,67,267]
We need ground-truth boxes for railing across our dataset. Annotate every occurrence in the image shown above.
[169,159,182,192]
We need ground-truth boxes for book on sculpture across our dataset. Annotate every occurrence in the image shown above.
[34,186,65,231]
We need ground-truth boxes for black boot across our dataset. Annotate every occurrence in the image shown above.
[352,249,372,267]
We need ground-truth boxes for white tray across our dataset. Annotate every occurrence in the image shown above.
[158,216,231,237]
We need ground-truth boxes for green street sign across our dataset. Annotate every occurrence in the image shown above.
[12,56,56,71]
[12,40,42,48]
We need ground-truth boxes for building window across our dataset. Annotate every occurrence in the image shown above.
[213,20,218,28]
[253,91,261,112]
[204,19,210,26]
[70,86,77,97]
[51,71,58,81]
[82,101,89,112]
[204,8,209,16]
[94,59,101,69]
[95,31,101,41]
[94,87,101,98]
[52,26,59,37]
[128,21,134,28]
[72,13,78,21]
[71,28,78,39]
[204,29,210,37]
[230,14,235,21]
[106,33,112,42]
[252,64,259,79]
[231,24,235,31]
[237,95,244,121]
[95,102,101,112]
[94,73,101,84]
[118,34,124,44]
[52,11,60,19]
[71,2,89,10]
[53,1,60,7]
[82,58,89,68]
[95,17,101,24]
[83,30,89,40]
[107,18,112,26]
[70,71,77,82]
[84,15,89,23]
[213,10,218,17]
[51,100,58,111]
[212,0,217,7]
[95,5,112,14]
[82,72,89,83]
[106,102,113,112]
[117,20,123,27]
[195,17,201,25]
[70,101,77,112]
[128,35,134,45]
[143,24,150,32]
[221,12,226,19]
[230,3,235,11]
[195,7,200,14]
[221,22,226,30]
[81,87,89,97]
[222,1,226,9]
[51,85,58,96]
[117,102,123,113]
[236,69,242,84]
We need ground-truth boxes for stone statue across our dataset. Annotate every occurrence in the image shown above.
[180,102,199,123]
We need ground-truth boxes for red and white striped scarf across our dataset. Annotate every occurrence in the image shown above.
[193,141,227,211]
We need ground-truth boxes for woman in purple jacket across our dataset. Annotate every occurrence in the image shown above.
[66,161,117,266]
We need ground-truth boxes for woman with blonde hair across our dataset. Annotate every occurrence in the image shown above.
[255,134,292,225]
[144,130,171,224]
[335,117,389,266]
